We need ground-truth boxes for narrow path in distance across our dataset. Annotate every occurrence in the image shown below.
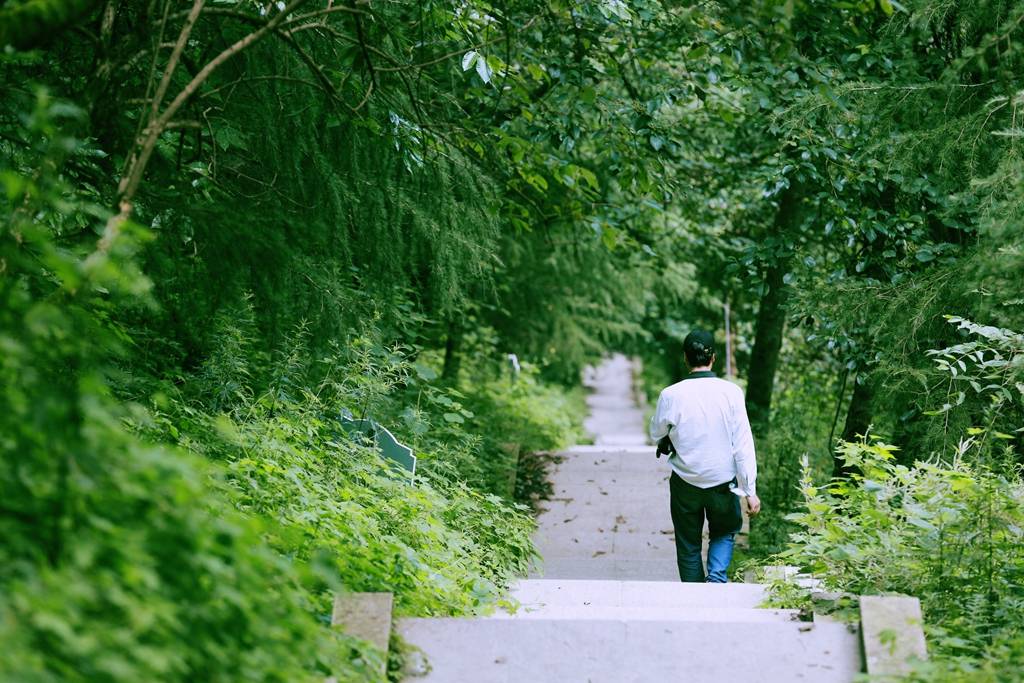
[532,353,676,581]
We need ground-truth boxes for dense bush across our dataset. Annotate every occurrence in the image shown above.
[769,319,1024,679]
[779,439,1024,680]
[161,336,541,618]
[0,105,577,681]
[0,143,346,680]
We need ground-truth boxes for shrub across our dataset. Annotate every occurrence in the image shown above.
[173,393,539,618]
[777,438,1024,679]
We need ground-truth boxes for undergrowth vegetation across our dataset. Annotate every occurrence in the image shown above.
[764,319,1024,679]
[0,118,583,680]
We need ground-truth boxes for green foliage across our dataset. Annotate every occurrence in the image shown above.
[159,325,540,618]
[0,106,347,682]
[778,438,1024,679]
[0,92,581,681]
[6,0,1024,678]
[748,333,845,555]
[460,368,589,498]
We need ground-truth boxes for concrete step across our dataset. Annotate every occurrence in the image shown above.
[491,604,800,622]
[397,617,862,682]
[558,445,651,456]
[530,557,679,581]
[509,579,770,610]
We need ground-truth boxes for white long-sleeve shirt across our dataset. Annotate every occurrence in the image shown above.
[648,372,757,497]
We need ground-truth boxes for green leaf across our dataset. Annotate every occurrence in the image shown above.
[413,362,438,381]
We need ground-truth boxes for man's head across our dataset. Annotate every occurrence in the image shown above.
[683,329,716,369]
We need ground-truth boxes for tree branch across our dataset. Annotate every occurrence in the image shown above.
[104,0,310,249]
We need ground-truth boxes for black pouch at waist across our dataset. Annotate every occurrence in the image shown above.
[712,478,738,494]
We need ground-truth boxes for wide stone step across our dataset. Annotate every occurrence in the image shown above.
[397,617,861,682]
[490,604,800,622]
[509,579,769,609]
[529,557,679,581]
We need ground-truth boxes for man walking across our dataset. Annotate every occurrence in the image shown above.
[649,329,760,583]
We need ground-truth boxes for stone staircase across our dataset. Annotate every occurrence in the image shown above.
[398,579,860,681]
[377,355,923,682]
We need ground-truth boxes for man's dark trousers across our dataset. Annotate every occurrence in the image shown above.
[669,472,743,582]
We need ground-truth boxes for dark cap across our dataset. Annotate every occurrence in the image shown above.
[683,329,716,366]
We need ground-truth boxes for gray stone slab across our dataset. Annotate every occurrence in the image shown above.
[508,579,769,610]
[332,592,392,664]
[547,483,670,501]
[531,357,684,582]
[541,496,670,518]
[492,604,800,622]
[397,617,862,683]
[539,499,669,522]
[531,558,679,581]
[860,595,928,676]
[548,469,664,489]
[594,433,649,446]
[611,530,675,556]
[510,578,623,606]
[553,450,662,466]
[619,581,768,609]
[537,518,668,537]
[620,619,861,682]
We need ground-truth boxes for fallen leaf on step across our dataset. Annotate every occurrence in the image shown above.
[592,551,606,557]
[615,515,627,524]
[563,516,577,524]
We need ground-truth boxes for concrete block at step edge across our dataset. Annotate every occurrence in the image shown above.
[331,592,394,674]
[860,595,928,677]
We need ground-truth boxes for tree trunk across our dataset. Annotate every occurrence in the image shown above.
[833,375,875,477]
[744,185,800,438]
[668,345,686,384]
[745,260,790,437]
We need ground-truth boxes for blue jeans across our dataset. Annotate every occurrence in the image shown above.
[669,473,743,583]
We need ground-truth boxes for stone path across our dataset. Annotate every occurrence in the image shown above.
[397,355,862,682]
[534,354,675,580]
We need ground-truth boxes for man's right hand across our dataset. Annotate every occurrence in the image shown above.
[746,495,762,517]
